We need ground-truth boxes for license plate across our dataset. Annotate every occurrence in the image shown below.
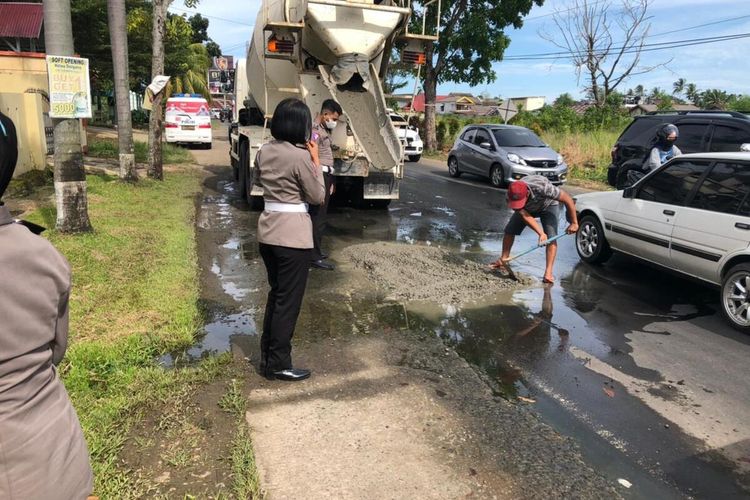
[537,170,553,177]
[182,125,195,130]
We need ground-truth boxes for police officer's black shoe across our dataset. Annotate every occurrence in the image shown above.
[267,368,311,381]
[311,259,335,271]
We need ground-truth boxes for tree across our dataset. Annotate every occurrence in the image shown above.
[634,84,645,97]
[543,0,667,107]
[165,43,212,98]
[413,0,543,151]
[685,83,700,106]
[672,78,686,97]
[702,89,730,110]
[205,40,221,57]
[108,0,137,181]
[147,0,197,180]
[554,93,576,107]
[188,13,209,43]
[43,0,93,232]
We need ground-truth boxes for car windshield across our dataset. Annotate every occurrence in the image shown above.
[390,115,407,123]
[492,128,545,147]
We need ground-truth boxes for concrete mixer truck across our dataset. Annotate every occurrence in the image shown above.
[229,0,440,208]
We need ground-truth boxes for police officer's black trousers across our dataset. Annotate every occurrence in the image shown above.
[309,173,333,261]
[259,243,311,374]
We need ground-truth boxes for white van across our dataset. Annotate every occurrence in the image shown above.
[164,94,212,148]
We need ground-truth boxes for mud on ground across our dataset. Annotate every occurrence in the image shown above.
[341,241,532,303]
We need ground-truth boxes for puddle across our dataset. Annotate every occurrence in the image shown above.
[161,311,257,367]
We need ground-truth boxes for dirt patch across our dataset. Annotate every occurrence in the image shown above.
[341,241,531,303]
[119,362,254,498]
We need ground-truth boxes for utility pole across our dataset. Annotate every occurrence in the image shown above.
[43,0,93,232]
[108,0,137,181]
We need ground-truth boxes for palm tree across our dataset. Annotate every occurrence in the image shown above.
[685,83,699,106]
[702,89,730,110]
[634,84,645,97]
[672,78,686,96]
[164,44,212,99]
[43,0,93,232]
[108,0,137,181]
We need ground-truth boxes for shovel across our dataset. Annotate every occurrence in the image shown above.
[492,233,568,281]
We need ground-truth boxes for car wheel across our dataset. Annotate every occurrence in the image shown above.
[721,263,750,333]
[409,154,421,163]
[448,156,461,178]
[576,215,612,264]
[490,164,505,188]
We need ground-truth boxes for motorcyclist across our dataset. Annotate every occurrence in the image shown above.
[643,123,682,172]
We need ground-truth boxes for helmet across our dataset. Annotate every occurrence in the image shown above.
[657,123,679,141]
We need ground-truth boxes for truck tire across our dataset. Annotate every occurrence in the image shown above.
[238,140,249,203]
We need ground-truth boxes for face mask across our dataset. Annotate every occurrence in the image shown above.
[325,119,338,130]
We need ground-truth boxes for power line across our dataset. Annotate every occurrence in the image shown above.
[169,6,254,27]
[502,32,750,61]
[649,13,750,38]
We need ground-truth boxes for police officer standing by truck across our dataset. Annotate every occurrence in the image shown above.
[309,99,342,271]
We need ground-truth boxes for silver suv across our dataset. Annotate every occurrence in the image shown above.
[447,124,568,187]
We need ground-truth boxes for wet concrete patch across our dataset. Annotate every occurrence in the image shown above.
[341,241,532,303]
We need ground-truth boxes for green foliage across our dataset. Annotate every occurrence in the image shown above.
[131,109,149,128]
[166,42,212,100]
[88,139,193,164]
[22,170,206,495]
[416,0,543,86]
[188,13,210,43]
[436,120,448,148]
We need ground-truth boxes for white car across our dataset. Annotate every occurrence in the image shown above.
[574,152,750,332]
[388,110,423,162]
[164,94,213,149]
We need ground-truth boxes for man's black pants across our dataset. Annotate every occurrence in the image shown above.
[259,243,311,374]
[309,173,333,261]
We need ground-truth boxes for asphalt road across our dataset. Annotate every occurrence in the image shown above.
[187,135,749,498]
[394,158,750,499]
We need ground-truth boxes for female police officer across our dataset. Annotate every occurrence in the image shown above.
[254,99,326,381]
[0,111,93,498]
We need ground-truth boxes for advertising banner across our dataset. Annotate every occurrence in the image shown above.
[46,55,92,119]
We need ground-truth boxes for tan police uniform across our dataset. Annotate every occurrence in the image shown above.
[0,206,93,500]
[253,140,325,374]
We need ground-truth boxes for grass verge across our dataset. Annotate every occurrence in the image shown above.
[21,168,213,496]
[220,379,264,499]
[88,138,193,164]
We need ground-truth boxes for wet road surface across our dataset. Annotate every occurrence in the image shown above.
[182,136,750,498]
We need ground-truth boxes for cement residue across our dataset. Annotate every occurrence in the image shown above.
[341,241,531,303]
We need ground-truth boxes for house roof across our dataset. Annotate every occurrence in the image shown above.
[404,93,450,113]
[0,3,44,39]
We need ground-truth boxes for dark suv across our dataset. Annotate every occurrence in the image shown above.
[608,111,750,187]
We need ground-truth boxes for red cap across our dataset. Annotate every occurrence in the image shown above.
[507,181,529,210]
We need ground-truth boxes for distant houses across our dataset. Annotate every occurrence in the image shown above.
[391,91,706,119]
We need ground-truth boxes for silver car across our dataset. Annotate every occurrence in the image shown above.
[447,124,568,187]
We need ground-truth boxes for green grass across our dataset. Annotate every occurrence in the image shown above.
[88,139,193,164]
[219,380,264,499]
[541,129,619,184]
[23,170,209,497]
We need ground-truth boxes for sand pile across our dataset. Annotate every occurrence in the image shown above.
[341,242,528,303]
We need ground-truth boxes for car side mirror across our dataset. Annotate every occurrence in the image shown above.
[741,143,750,152]
[480,142,492,150]
[623,186,635,198]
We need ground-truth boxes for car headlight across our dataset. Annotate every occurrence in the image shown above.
[557,154,564,165]
[507,153,526,165]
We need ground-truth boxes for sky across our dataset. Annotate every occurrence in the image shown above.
[170,0,750,102]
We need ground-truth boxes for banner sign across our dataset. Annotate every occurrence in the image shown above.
[208,55,234,95]
[46,55,92,119]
